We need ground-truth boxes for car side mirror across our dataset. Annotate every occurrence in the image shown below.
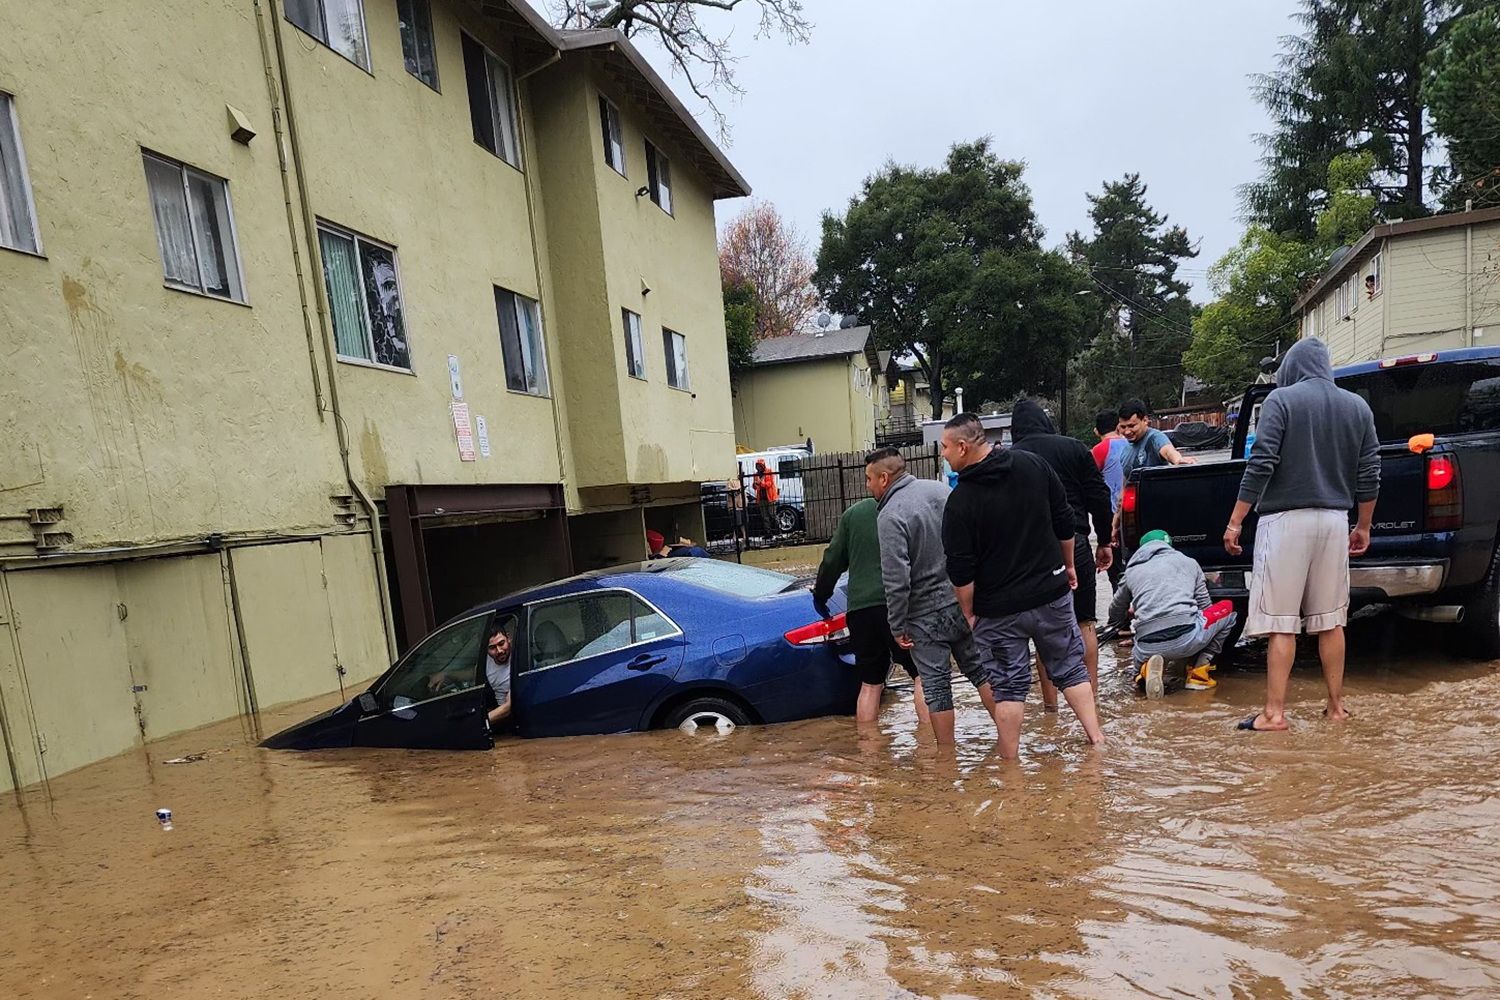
[358,692,379,715]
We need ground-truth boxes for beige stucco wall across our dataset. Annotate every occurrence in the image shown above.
[733,355,875,454]
[532,60,736,494]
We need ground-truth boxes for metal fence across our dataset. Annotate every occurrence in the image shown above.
[700,444,945,557]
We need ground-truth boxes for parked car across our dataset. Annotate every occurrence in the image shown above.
[261,559,859,750]
[1123,347,1500,658]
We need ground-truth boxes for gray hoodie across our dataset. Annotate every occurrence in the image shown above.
[1107,540,1210,638]
[1237,337,1380,514]
[876,474,957,634]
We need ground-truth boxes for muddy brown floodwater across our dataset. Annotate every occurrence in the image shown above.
[2,615,1499,1000]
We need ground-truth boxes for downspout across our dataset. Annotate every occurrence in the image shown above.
[252,0,327,420]
[515,50,573,526]
[1466,212,1475,346]
[261,0,398,661]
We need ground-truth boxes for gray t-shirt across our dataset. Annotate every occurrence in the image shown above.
[485,656,511,704]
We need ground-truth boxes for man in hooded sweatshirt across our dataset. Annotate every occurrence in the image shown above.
[1109,530,1238,698]
[1224,337,1379,731]
[940,414,1106,759]
[1010,399,1115,708]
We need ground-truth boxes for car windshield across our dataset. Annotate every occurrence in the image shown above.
[1339,359,1500,443]
[658,559,796,597]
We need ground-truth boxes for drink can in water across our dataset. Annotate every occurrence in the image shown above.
[156,808,173,831]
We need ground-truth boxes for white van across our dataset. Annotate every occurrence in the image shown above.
[735,446,811,534]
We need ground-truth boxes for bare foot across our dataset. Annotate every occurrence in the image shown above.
[1324,705,1353,720]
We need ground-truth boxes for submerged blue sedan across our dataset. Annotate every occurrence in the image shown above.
[262,559,858,750]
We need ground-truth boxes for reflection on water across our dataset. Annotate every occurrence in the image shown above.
[2,617,1498,999]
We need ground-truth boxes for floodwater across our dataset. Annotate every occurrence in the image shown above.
[3,617,1498,1000]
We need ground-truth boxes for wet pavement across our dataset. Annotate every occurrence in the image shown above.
[2,615,1498,1000]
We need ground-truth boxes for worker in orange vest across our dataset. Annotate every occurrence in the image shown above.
[754,459,780,536]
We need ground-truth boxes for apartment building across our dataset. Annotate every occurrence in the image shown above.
[1296,207,1500,366]
[0,0,747,788]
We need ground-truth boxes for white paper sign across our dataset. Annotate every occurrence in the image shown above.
[447,355,464,400]
[451,402,476,461]
[475,415,491,458]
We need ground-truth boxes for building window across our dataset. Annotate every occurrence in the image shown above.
[461,33,521,168]
[663,328,689,390]
[0,92,41,255]
[318,223,411,370]
[645,141,673,215]
[285,0,370,70]
[1367,252,1382,298]
[599,96,626,176]
[1335,278,1350,319]
[1306,306,1317,339]
[143,152,245,302]
[623,308,646,379]
[495,287,549,395]
[396,0,439,89]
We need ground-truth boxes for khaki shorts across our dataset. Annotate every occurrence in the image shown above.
[1245,508,1350,636]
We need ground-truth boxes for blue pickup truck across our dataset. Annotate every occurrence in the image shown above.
[1124,347,1500,659]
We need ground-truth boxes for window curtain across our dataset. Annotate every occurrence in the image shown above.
[320,230,368,360]
[186,173,229,297]
[144,156,198,287]
[672,332,689,389]
[0,95,36,253]
[322,0,368,67]
[489,57,518,165]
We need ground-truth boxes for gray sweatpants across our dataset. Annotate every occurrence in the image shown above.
[905,604,988,713]
[1133,612,1238,668]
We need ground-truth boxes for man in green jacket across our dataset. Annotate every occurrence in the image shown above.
[813,498,928,725]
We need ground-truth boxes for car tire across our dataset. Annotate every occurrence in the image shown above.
[1458,544,1500,659]
[775,505,800,533]
[664,696,751,734]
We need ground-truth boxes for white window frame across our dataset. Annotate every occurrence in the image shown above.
[0,92,42,255]
[396,0,439,90]
[1348,274,1359,314]
[1368,252,1382,297]
[463,33,522,169]
[143,151,247,303]
[599,96,626,176]
[1334,279,1349,320]
[663,327,689,390]
[495,286,550,397]
[285,0,371,71]
[1306,305,1317,339]
[318,221,414,372]
[623,308,646,379]
[645,140,673,216]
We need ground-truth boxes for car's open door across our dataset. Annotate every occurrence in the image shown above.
[351,610,499,750]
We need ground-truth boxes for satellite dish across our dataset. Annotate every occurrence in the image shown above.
[1328,245,1353,269]
[816,312,832,329]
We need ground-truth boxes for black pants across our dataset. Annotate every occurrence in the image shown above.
[847,605,918,686]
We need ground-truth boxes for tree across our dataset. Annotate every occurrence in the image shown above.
[814,140,1086,420]
[722,277,760,379]
[1242,0,1475,238]
[719,201,820,339]
[550,1,811,137]
[1426,6,1500,208]
[1067,174,1199,423]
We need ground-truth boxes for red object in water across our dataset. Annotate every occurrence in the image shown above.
[1202,600,1236,626]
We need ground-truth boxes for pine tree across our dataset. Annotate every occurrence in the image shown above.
[1067,175,1199,423]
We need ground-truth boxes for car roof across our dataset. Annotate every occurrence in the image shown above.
[454,558,769,621]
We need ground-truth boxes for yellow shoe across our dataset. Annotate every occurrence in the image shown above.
[1185,665,1217,691]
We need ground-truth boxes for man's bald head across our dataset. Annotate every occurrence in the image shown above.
[864,447,906,501]
[941,413,991,472]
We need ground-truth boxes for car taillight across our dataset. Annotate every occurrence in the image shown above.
[1426,454,1462,532]
[785,613,849,646]
[1378,353,1438,368]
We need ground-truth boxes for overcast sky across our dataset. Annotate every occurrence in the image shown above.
[633,0,1304,302]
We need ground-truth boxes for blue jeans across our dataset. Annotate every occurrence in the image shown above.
[905,604,987,713]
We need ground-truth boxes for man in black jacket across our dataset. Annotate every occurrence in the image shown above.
[940,413,1107,759]
[1010,400,1115,708]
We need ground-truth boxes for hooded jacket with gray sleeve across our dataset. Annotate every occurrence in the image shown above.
[1107,540,1210,639]
[876,474,958,635]
[1237,337,1380,513]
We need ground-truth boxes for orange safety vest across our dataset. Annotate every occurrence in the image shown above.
[756,469,779,503]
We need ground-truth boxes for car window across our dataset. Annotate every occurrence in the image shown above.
[655,559,794,598]
[1340,360,1500,442]
[777,457,801,480]
[377,613,491,709]
[528,591,680,670]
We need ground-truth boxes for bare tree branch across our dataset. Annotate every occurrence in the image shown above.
[549,0,811,140]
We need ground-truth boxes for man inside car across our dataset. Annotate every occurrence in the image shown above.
[427,618,515,727]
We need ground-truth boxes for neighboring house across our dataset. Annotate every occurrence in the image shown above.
[1296,206,1500,366]
[732,327,879,455]
[0,0,748,788]
[878,362,954,445]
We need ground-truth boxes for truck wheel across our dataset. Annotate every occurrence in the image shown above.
[1458,545,1500,660]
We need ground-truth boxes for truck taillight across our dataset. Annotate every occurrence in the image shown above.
[1378,353,1438,368]
[785,613,849,646]
[1120,484,1138,546]
[1426,454,1462,532]
[1121,484,1137,513]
